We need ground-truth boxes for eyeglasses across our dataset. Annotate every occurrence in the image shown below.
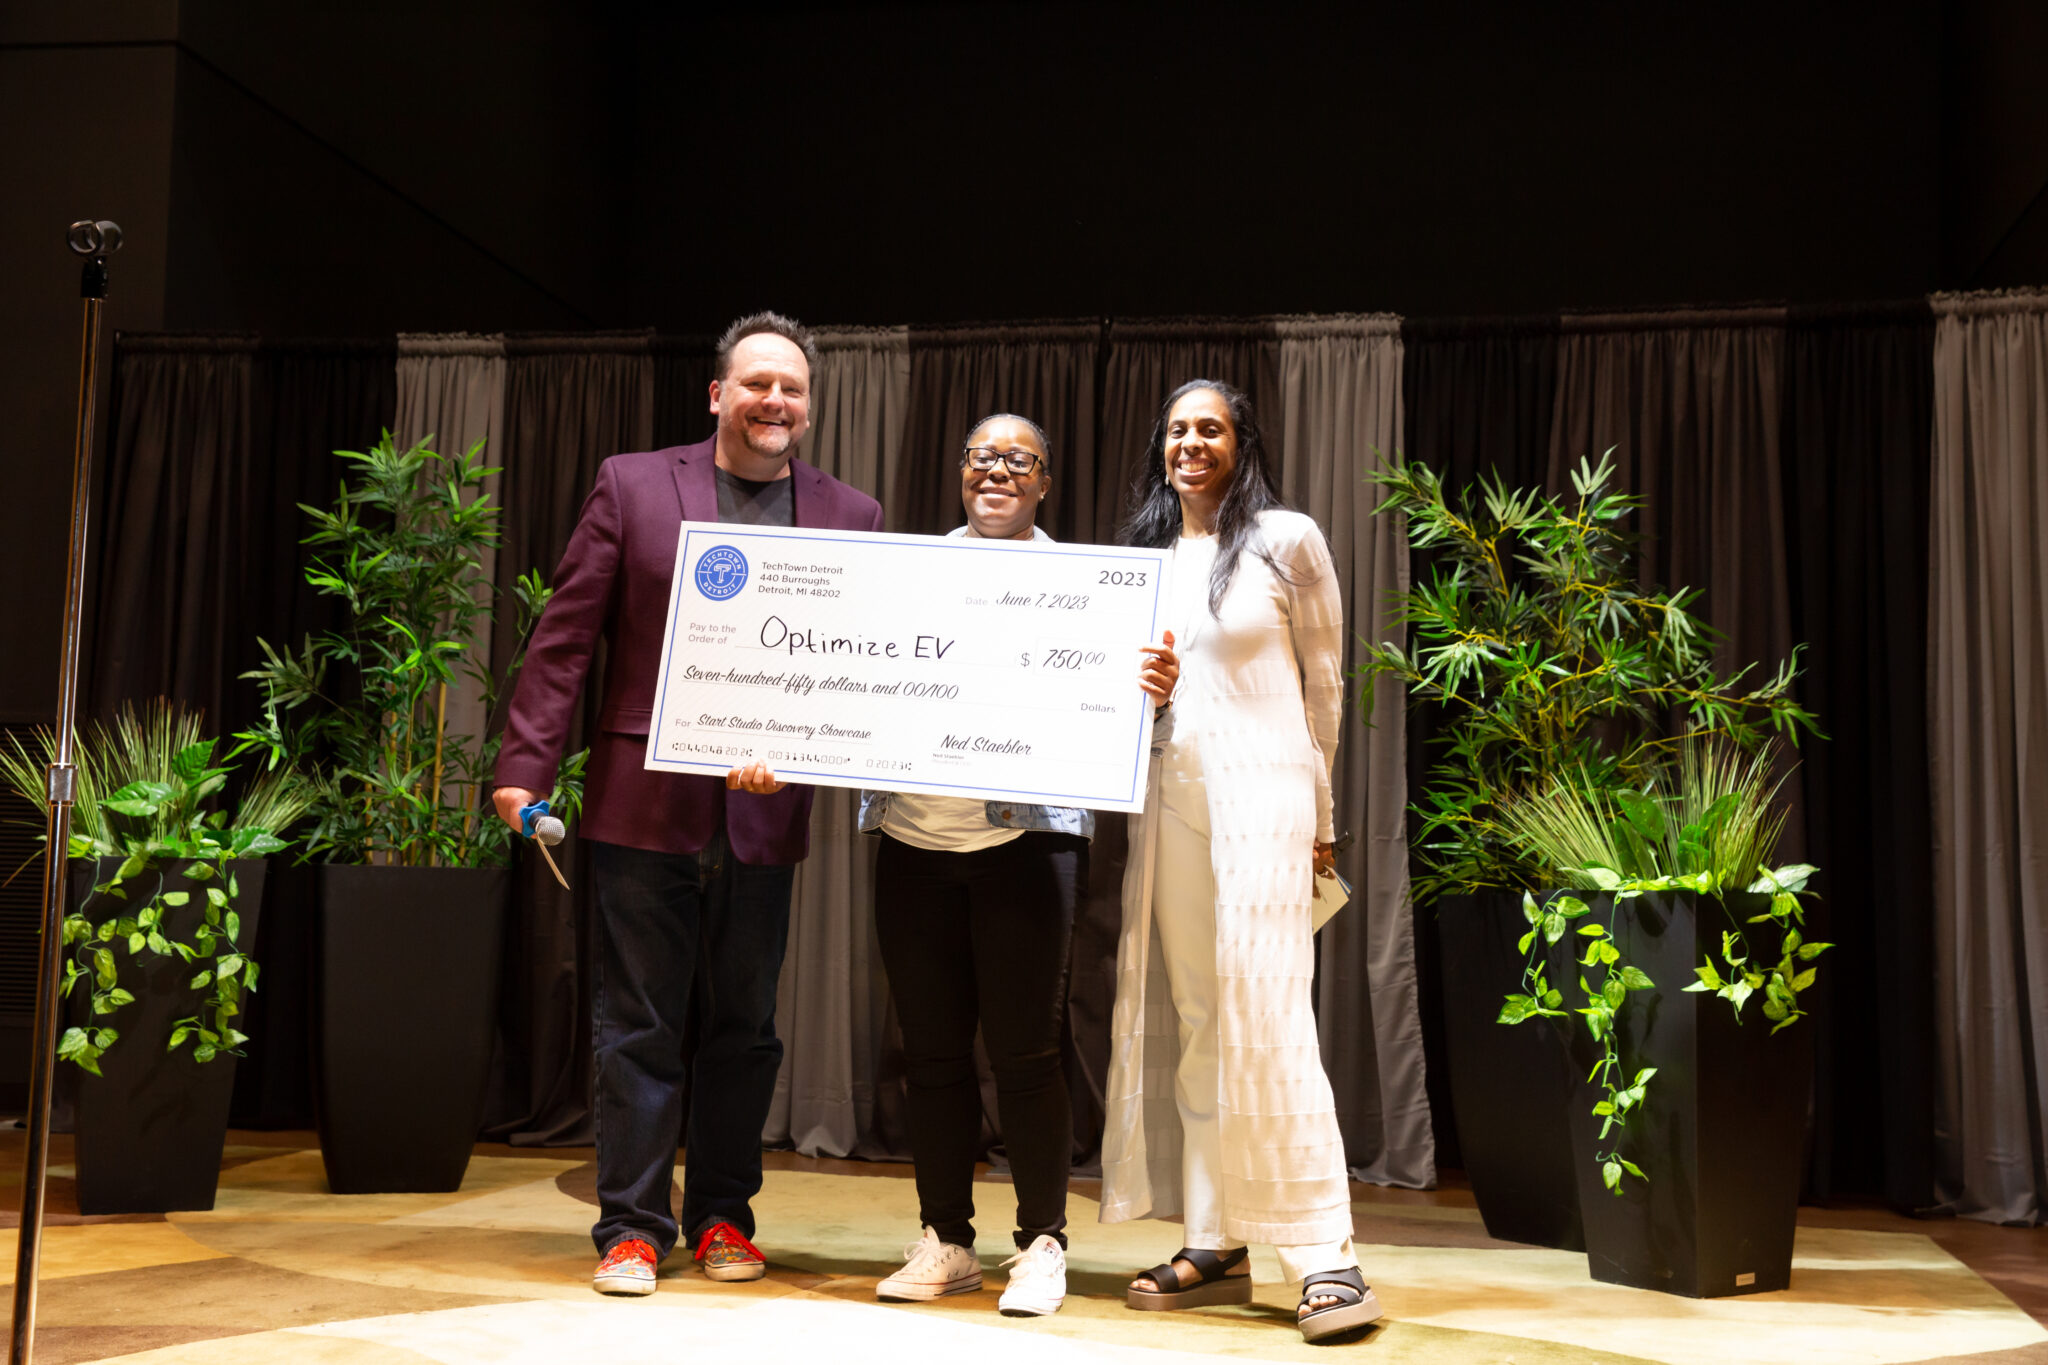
[961,446,1043,476]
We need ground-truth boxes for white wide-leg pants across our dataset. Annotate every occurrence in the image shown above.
[1153,736,1355,1285]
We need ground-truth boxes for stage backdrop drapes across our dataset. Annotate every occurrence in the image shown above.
[1396,316,1562,1172]
[87,302,1995,1216]
[392,333,508,801]
[483,332,658,1145]
[1399,306,1942,1214]
[88,334,397,1128]
[1782,302,1938,1212]
[1271,317,1428,1188]
[1929,288,2048,1226]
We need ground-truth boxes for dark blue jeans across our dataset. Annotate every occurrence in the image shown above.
[588,830,795,1260]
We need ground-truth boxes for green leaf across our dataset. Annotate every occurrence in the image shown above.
[1791,968,1817,993]
[1543,912,1566,944]
[168,1026,192,1050]
[224,910,241,945]
[1619,966,1655,990]
[107,988,134,1007]
[1616,790,1664,840]
[1769,863,1818,893]
[1517,930,1536,955]
[1603,975,1627,1009]
[127,932,145,955]
[206,886,228,908]
[190,971,213,990]
[1553,896,1590,919]
[1603,1159,1623,1192]
[193,1043,217,1064]
[93,948,116,989]
[1522,892,1540,926]
[1619,1158,1646,1180]
[1578,923,1607,937]
[1798,941,1832,960]
[1592,1101,1615,1116]
[1498,996,1536,1026]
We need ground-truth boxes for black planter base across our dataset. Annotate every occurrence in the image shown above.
[316,864,507,1194]
[1438,892,1585,1251]
[1561,891,1813,1298]
[67,858,267,1215]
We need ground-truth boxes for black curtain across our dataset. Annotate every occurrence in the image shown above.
[481,335,657,1146]
[1396,316,1561,1173]
[652,336,716,448]
[89,335,397,1128]
[1782,302,1938,1211]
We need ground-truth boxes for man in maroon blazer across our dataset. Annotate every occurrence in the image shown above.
[492,313,883,1296]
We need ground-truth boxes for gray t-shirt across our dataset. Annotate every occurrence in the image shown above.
[715,466,795,527]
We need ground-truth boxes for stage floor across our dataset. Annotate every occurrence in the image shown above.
[2,1133,2045,1364]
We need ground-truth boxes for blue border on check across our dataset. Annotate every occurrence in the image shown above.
[648,523,1171,811]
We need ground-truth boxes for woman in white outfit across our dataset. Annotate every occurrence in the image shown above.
[1099,380,1380,1344]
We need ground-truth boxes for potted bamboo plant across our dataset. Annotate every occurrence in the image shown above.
[234,432,581,1193]
[1,702,309,1213]
[1355,455,1818,1254]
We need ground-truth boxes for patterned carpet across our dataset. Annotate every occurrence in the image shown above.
[3,1135,2045,1365]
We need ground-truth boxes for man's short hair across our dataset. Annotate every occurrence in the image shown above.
[716,312,820,381]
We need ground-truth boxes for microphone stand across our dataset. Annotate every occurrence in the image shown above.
[10,220,120,1365]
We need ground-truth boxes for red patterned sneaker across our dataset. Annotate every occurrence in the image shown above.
[593,1237,658,1296]
[694,1221,767,1282]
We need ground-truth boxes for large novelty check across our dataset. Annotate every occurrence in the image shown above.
[644,524,1173,812]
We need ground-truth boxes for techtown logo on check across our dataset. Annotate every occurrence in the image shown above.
[694,545,749,600]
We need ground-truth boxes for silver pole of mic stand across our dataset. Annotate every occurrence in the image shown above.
[10,220,120,1365]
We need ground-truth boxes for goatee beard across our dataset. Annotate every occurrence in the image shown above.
[741,425,795,460]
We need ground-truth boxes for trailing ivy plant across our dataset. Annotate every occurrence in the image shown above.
[1495,744,1829,1193]
[232,432,583,866]
[0,703,311,1074]
[1354,454,1821,902]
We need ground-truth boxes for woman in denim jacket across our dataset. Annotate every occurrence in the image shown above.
[860,413,1177,1318]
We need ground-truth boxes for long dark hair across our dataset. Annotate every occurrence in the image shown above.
[1116,379,1293,614]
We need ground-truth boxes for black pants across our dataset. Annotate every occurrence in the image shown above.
[587,832,795,1260]
[873,829,1083,1250]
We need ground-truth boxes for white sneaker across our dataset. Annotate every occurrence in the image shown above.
[999,1234,1067,1316]
[877,1227,982,1301]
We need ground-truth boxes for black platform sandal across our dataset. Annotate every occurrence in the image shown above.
[1297,1267,1382,1343]
[1126,1246,1253,1310]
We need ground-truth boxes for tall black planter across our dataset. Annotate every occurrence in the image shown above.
[1560,891,1813,1297]
[316,864,508,1194]
[66,857,268,1215]
[1437,891,1585,1250]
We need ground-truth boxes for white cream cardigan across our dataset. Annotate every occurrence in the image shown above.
[1098,509,1353,1247]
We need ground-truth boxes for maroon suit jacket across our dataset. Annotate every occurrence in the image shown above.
[495,438,885,862]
